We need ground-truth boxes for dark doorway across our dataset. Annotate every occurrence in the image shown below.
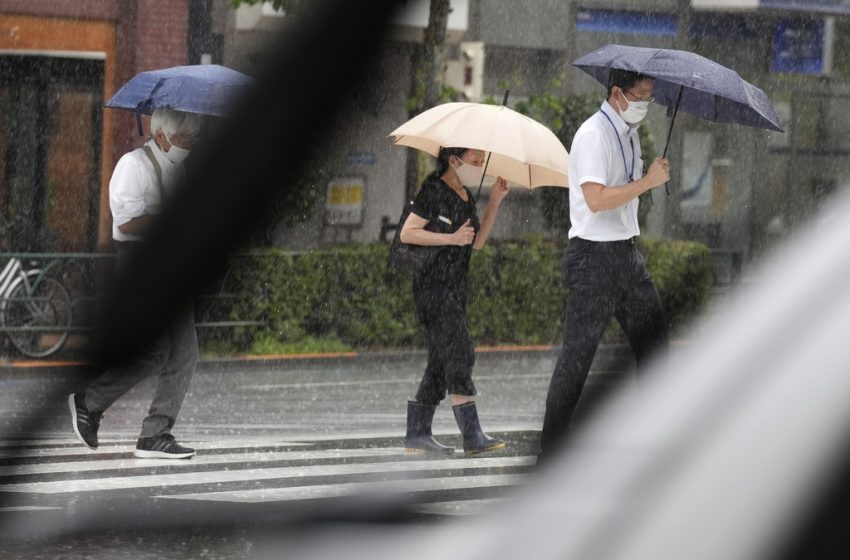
[0,54,104,252]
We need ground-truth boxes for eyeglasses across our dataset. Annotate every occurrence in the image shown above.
[624,89,655,104]
[170,133,200,146]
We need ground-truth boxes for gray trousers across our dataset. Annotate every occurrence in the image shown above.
[85,304,198,438]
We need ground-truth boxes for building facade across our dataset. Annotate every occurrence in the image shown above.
[220,0,850,262]
[0,0,191,251]
[473,0,850,259]
[2,0,849,264]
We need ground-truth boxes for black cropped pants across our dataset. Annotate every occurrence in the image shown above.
[414,288,476,405]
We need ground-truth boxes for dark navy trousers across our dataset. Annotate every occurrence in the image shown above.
[540,237,668,454]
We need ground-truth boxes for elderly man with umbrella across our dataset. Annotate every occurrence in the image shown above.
[69,107,202,459]
[68,65,252,459]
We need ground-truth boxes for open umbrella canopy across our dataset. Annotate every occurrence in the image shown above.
[106,64,254,117]
[573,44,784,133]
[389,102,569,189]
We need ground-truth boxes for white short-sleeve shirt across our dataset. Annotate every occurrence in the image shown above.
[568,101,643,241]
[109,139,178,242]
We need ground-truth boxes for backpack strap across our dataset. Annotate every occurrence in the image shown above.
[142,144,167,208]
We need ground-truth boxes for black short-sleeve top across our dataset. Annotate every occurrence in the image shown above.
[410,175,480,297]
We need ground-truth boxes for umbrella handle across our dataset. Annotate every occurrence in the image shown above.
[661,86,684,196]
[135,105,145,137]
[475,151,494,201]
[475,90,510,201]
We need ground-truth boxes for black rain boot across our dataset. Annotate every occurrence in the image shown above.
[404,401,455,454]
[453,402,506,457]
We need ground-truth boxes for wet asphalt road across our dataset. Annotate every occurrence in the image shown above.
[0,345,636,441]
[0,345,637,559]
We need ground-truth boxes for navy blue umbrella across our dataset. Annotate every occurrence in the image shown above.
[106,64,254,134]
[573,44,784,159]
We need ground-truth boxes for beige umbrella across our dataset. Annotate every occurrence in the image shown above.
[389,101,569,189]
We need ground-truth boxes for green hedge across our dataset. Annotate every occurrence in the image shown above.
[210,237,713,354]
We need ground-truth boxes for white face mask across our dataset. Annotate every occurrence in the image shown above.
[164,144,190,165]
[163,131,191,164]
[618,94,650,125]
[454,160,485,187]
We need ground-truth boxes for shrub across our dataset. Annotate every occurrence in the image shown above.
[204,237,713,354]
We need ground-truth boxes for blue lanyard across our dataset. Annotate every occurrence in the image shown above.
[600,110,636,182]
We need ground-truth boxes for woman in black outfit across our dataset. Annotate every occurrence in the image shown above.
[400,146,509,456]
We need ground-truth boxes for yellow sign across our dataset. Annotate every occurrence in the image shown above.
[325,177,366,225]
[327,185,363,205]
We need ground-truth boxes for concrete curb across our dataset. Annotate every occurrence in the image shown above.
[0,342,654,376]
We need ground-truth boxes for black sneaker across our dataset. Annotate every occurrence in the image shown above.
[68,393,101,450]
[134,434,195,459]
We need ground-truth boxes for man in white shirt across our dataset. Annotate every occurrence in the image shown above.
[69,108,202,459]
[539,69,671,460]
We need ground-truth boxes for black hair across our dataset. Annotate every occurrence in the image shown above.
[426,146,469,182]
[606,69,652,98]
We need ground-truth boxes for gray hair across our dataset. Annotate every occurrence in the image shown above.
[150,108,202,138]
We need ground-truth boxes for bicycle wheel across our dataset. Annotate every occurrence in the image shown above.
[1,270,72,358]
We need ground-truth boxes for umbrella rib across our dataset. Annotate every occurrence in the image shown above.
[643,48,665,77]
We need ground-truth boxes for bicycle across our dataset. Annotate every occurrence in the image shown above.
[0,257,73,358]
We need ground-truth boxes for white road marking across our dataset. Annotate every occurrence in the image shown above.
[157,474,526,503]
[0,440,311,459]
[411,498,507,516]
[0,506,63,512]
[0,456,534,494]
[0,448,408,477]
[249,373,552,391]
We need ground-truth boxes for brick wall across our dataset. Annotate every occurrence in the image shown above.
[134,0,190,71]
[113,0,190,157]
[0,1,120,20]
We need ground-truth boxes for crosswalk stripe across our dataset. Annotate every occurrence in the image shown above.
[0,439,128,448]
[0,506,64,512]
[0,456,534,494]
[0,445,140,459]
[156,474,526,503]
[0,448,408,477]
[411,498,506,516]
[0,440,311,459]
